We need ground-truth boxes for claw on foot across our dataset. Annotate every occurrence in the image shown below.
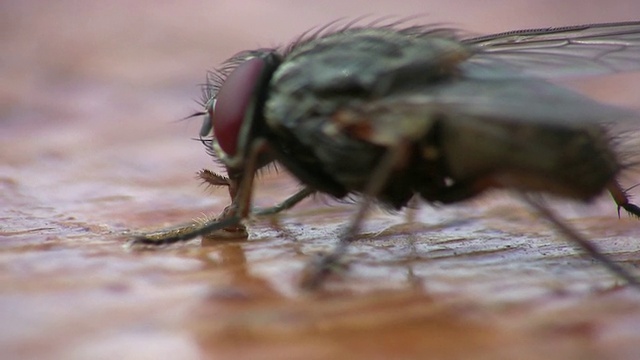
[609,181,640,218]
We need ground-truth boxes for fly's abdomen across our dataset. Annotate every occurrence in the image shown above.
[438,116,619,200]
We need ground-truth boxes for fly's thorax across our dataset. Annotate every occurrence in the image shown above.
[259,28,472,199]
[264,28,471,132]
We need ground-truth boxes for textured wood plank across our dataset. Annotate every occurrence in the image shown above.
[2,2,640,359]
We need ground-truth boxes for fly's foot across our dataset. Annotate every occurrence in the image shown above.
[128,220,248,249]
[127,205,247,248]
[609,181,640,218]
[619,203,640,218]
[127,222,204,248]
[200,223,248,244]
[299,252,349,290]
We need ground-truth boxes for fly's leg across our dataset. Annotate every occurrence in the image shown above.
[608,180,640,217]
[129,215,245,247]
[521,194,640,288]
[197,170,314,215]
[195,169,248,238]
[428,177,640,219]
[300,144,409,289]
[197,169,232,189]
[253,187,315,216]
[129,139,271,247]
[431,178,640,287]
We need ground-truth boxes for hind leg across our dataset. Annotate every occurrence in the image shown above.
[608,180,640,217]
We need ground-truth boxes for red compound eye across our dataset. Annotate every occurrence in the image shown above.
[212,57,266,156]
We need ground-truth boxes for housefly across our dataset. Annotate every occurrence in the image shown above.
[131,21,640,288]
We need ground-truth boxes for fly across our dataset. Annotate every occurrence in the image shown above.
[131,21,640,289]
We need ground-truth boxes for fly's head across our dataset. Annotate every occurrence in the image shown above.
[199,51,282,182]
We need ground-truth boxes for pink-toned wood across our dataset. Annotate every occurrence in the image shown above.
[2,2,640,359]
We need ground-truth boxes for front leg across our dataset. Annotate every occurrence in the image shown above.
[253,187,315,216]
[129,140,271,246]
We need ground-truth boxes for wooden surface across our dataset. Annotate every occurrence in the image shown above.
[3,1,640,359]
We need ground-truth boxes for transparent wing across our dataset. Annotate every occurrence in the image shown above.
[464,21,640,78]
[344,76,638,148]
[418,77,637,124]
